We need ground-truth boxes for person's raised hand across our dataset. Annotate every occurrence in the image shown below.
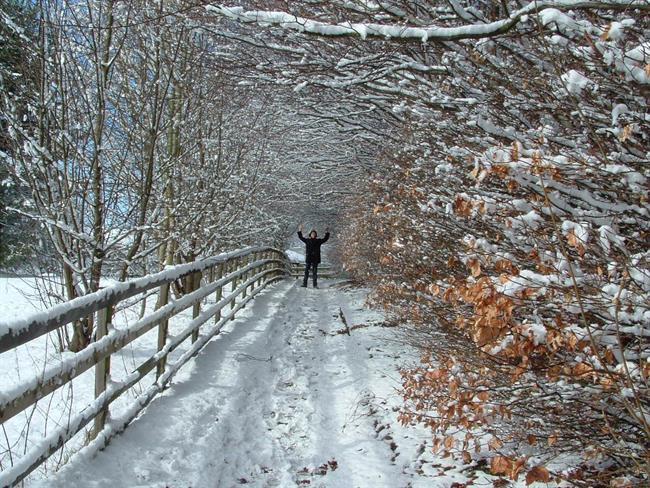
[299,223,303,232]
[326,226,330,233]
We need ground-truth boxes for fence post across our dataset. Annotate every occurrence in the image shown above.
[214,262,224,323]
[251,251,261,293]
[93,304,113,438]
[256,251,263,288]
[230,256,239,320]
[261,250,267,285]
[191,270,202,343]
[242,253,249,300]
[265,250,271,283]
[248,252,257,294]
[248,252,255,294]
[278,250,286,279]
[156,282,171,379]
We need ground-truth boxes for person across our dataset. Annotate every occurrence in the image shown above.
[297,224,330,288]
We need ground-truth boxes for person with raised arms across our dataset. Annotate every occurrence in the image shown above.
[297,224,330,288]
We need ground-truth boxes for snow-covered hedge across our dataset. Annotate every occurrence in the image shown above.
[337,2,649,485]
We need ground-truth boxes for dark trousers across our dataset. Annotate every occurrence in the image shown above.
[303,262,318,287]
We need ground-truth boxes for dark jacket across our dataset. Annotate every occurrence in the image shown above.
[298,231,330,264]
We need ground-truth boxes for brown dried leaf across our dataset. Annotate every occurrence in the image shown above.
[573,362,592,377]
[525,466,550,485]
[454,195,472,217]
[491,164,509,178]
[462,451,472,464]
[473,324,503,348]
[510,141,519,161]
[619,124,633,142]
[444,435,455,450]
[520,287,536,299]
[432,436,441,453]
[566,229,579,248]
[443,287,455,303]
[510,457,527,480]
[488,436,503,451]
[490,455,511,475]
[495,259,513,273]
[468,258,482,278]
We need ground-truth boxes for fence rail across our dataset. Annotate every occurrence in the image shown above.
[288,262,337,278]
[0,247,288,487]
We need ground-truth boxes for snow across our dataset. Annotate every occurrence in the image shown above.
[0,278,527,487]
[206,5,509,42]
[539,8,577,29]
[294,81,308,92]
[512,210,544,230]
[538,7,595,36]
[0,273,267,485]
[611,103,628,125]
[285,249,305,263]
[18,282,404,486]
[0,264,271,425]
[207,2,648,43]
[598,225,625,254]
[625,42,649,62]
[0,276,42,318]
[523,322,548,346]
[0,247,268,345]
[620,42,650,84]
[602,164,647,192]
[0,277,50,392]
[606,22,623,40]
[560,69,596,95]
[561,220,589,245]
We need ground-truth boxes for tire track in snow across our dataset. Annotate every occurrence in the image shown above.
[306,284,401,486]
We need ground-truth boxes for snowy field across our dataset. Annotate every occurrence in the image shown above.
[2,276,535,487]
[0,275,229,485]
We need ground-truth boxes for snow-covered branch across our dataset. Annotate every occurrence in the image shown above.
[207,1,649,42]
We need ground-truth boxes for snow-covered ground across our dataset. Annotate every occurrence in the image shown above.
[0,275,225,484]
[2,276,507,487]
[285,249,305,263]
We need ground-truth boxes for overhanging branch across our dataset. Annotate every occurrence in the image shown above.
[206,1,649,43]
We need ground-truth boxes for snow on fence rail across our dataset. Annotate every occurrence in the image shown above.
[0,247,289,487]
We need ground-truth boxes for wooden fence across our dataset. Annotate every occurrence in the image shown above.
[288,262,337,279]
[0,247,288,487]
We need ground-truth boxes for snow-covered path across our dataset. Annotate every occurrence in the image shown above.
[38,280,420,488]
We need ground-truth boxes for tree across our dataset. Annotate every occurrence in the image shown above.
[0,0,41,269]
[203,0,650,483]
